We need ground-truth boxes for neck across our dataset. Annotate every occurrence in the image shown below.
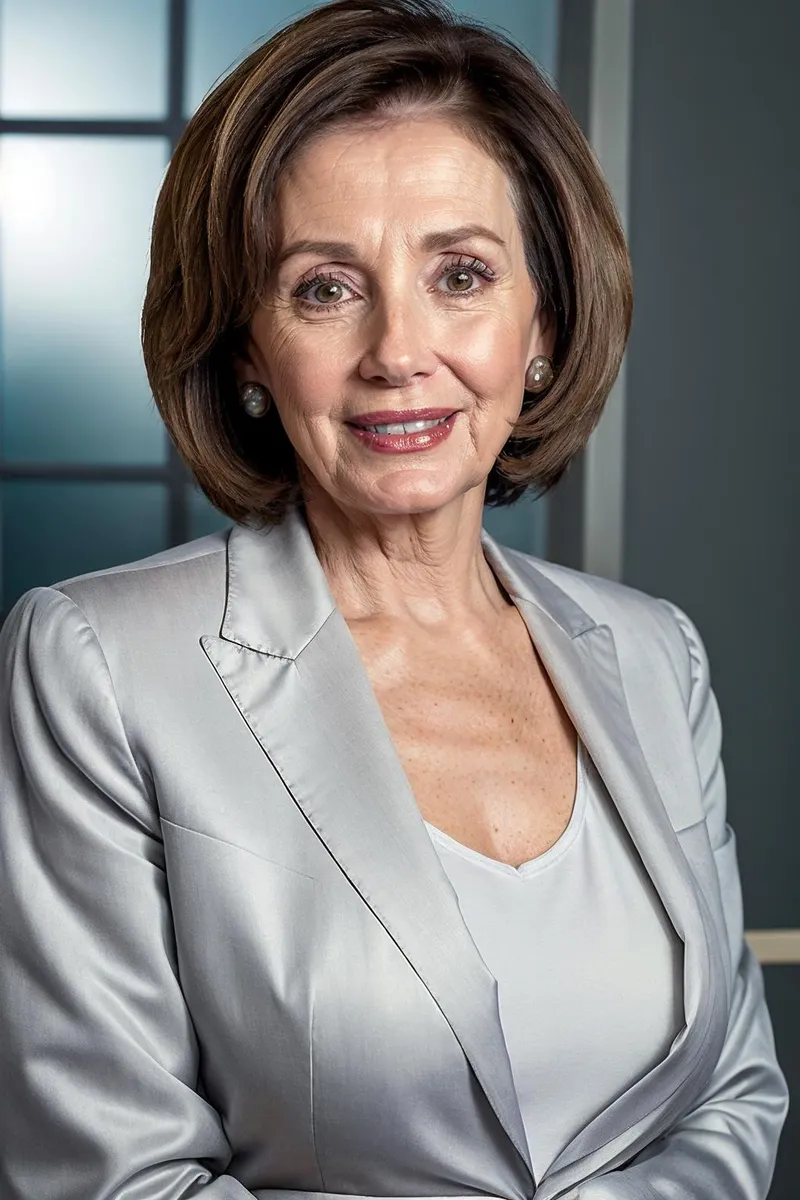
[299,485,512,628]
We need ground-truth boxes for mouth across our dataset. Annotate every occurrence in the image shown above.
[345,409,460,455]
[346,407,458,435]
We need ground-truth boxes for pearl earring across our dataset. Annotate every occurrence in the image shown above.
[525,355,554,393]
[239,382,271,418]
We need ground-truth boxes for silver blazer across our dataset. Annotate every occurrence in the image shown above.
[0,504,788,1200]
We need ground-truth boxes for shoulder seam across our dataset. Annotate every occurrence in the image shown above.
[48,587,155,810]
[656,596,703,716]
[53,539,226,590]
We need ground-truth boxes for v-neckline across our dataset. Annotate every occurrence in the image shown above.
[424,739,589,880]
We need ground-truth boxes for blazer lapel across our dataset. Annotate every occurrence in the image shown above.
[200,508,534,1190]
[480,534,730,1196]
[201,505,728,1199]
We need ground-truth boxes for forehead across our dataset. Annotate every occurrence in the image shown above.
[275,116,519,241]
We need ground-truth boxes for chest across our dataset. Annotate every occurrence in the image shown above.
[425,751,686,1180]
[154,608,726,1196]
[347,606,579,868]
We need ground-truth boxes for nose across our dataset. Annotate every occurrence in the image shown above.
[357,293,438,387]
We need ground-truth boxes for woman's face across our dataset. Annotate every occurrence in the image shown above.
[241,115,553,518]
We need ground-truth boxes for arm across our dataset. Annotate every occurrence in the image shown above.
[579,600,789,1200]
[0,587,257,1199]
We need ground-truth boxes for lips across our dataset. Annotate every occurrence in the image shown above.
[346,410,459,455]
[347,407,457,427]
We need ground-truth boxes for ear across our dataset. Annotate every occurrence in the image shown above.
[233,354,254,389]
[232,328,271,390]
[526,296,556,362]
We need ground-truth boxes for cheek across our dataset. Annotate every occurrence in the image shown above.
[447,311,529,398]
[268,328,348,423]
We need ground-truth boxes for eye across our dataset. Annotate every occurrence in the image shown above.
[435,255,495,296]
[291,255,495,310]
[293,272,358,309]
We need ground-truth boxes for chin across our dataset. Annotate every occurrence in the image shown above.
[352,480,472,517]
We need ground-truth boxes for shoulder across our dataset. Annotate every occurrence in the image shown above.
[500,544,707,710]
[1,529,232,713]
[53,527,229,608]
[12,528,229,646]
[0,583,160,834]
[501,545,727,841]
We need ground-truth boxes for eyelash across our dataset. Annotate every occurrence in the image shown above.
[291,255,496,311]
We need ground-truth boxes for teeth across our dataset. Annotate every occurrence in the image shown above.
[363,416,450,434]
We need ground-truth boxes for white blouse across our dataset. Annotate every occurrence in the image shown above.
[424,739,685,1183]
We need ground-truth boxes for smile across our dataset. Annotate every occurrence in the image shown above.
[346,411,459,455]
[359,416,451,435]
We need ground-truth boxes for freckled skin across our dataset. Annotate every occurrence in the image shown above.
[350,609,578,868]
[238,117,577,867]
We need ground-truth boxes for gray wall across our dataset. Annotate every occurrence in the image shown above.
[622,3,799,1194]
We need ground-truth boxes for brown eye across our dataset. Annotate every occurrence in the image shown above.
[446,269,474,292]
[435,255,494,297]
[293,273,357,308]
[313,281,344,303]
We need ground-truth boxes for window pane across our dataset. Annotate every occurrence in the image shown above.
[185,0,315,114]
[0,136,169,465]
[0,0,169,118]
[2,480,167,612]
[188,484,232,540]
[185,0,558,115]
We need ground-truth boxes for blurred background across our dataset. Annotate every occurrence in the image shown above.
[0,0,797,1192]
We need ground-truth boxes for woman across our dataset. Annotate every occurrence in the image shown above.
[0,1,788,1197]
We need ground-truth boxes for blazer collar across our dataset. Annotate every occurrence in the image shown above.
[204,505,728,1199]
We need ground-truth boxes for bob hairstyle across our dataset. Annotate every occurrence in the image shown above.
[142,0,632,526]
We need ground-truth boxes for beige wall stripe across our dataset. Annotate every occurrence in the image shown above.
[745,930,800,965]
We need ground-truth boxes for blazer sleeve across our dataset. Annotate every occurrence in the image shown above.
[579,599,789,1200]
[0,586,258,1199]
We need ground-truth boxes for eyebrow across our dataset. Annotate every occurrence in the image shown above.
[275,224,508,268]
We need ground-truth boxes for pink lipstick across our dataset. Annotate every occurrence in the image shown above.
[345,408,459,454]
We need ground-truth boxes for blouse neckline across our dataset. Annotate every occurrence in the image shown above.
[424,739,589,881]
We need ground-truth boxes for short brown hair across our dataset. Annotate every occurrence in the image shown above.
[142,0,632,526]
